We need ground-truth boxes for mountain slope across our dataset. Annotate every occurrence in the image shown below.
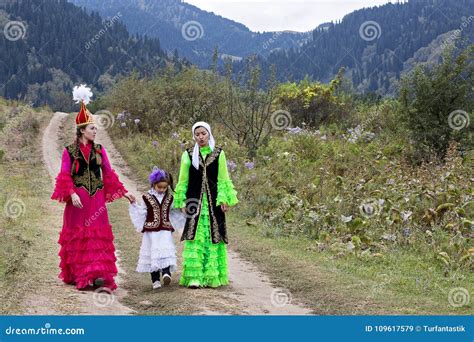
[249,0,474,93]
[0,0,180,109]
[69,0,310,67]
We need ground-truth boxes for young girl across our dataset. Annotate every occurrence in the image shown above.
[128,168,185,289]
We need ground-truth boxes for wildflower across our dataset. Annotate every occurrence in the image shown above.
[227,160,237,172]
[244,161,255,170]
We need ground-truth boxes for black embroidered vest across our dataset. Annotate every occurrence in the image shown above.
[142,191,174,233]
[180,146,228,244]
[66,143,103,196]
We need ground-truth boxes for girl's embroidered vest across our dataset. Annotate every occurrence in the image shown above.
[181,146,228,244]
[142,191,174,233]
[66,143,103,196]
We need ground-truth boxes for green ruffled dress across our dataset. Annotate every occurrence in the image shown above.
[174,145,238,288]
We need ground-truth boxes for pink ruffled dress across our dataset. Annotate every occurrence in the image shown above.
[51,142,127,290]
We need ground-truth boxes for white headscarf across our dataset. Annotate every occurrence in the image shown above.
[191,121,215,170]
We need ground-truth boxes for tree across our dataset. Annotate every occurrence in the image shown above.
[213,58,278,158]
[399,45,473,160]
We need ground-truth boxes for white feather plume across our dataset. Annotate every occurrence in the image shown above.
[72,84,93,105]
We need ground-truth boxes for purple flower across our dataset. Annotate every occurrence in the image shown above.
[152,140,158,148]
[172,132,179,139]
[244,161,255,170]
[117,112,125,121]
[227,160,237,172]
[180,143,185,149]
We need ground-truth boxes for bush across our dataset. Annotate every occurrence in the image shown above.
[399,46,473,161]
[275,68,353,128]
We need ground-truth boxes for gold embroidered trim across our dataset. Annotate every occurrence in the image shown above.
[143,191,173,229]
[184,147,224,243]
[66,143,103,196]
[204,167,222,243]
[143,193,160,229]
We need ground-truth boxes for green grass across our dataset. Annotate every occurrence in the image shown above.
[0,101,58,314]
[229,215,473,314]
[108,125,473,315]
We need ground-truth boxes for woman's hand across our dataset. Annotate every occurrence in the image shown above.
[71,193,83,208]
[125,193,136,204]
[221,204,229,213]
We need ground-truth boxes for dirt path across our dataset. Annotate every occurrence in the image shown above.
[34,112,311,315]
[94,116,311,315]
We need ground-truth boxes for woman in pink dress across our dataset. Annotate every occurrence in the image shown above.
[51,85,135,291]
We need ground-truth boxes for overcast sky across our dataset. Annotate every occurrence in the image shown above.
[184,0,394,32]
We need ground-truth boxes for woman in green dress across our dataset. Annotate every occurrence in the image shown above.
[174,122,238,288]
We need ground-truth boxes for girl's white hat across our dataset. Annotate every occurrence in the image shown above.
[191,121,215,170]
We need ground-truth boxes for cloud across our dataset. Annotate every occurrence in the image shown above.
[184,0,394,32]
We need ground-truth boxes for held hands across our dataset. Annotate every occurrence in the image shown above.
[71,192,136,207]
[125,193,136,204]
[71,193,83,208]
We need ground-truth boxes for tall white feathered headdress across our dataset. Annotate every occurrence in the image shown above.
[72,84,94,127]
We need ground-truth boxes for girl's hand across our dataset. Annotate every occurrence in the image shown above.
[221,204,229,213]
[71,193,83,208]
[125,193,136,204]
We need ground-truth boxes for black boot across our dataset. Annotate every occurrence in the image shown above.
[151,271,161,283]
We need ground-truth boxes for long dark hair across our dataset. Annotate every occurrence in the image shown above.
[73,126,101,175]
[166,172,175,192]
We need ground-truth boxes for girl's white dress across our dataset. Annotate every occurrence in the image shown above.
[129,189,185,273]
